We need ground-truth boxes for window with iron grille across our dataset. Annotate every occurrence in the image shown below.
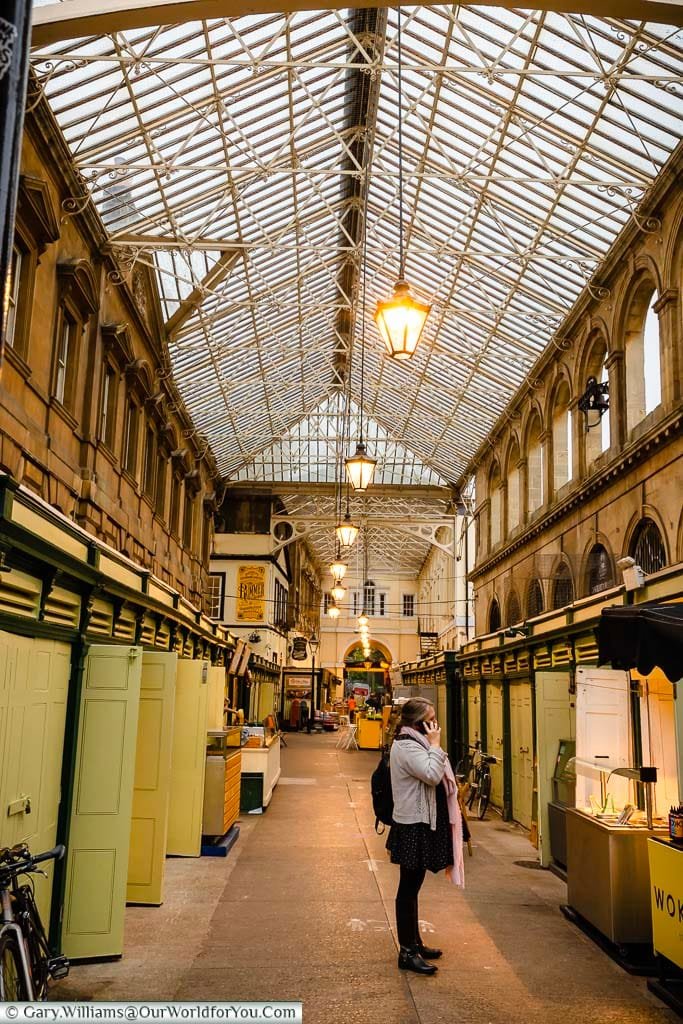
[630,518,667,576]
[506,590,521,626]
[551,563,574,610]
[526,579,544,619]
[586,544,615,595]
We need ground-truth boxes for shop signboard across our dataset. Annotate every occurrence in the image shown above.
[236,565,266,621]
[648,838,683,969]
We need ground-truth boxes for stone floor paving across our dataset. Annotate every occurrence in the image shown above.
[54,732,676,1023]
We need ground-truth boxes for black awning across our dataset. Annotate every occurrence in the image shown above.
[597,603,683,682]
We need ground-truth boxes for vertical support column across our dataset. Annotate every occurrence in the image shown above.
[0,1,32,360]
[480,679,487,754]
[503,680,513,822]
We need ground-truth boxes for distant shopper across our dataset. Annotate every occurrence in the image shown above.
[386,697,464,975]
[347,695,356,723]
[299,699,309,731]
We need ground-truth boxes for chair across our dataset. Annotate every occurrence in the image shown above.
[336,717,358,751]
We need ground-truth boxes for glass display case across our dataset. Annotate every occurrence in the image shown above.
[566,758,668,946]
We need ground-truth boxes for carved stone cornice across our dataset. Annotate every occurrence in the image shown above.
[653,288,678,314]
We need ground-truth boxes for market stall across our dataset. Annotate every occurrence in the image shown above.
[596,602,683,1008]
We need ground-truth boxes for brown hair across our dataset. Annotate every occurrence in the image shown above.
[397,697,434,735]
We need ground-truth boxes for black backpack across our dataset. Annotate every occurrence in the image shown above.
[371,735,420,834]
[371,746,393,834]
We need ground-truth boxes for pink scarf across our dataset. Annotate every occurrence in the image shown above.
[400,727,465,887]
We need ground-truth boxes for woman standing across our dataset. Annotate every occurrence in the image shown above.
[386,697,464,975]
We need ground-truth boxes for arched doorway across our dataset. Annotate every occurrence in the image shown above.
[343,640,392,703]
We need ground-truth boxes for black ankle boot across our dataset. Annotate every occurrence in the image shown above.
[398,946,438,975]
[417,940,443,959]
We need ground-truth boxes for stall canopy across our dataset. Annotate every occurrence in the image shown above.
[597,604,683,683]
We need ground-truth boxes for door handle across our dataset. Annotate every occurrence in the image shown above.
[519,746,529,754]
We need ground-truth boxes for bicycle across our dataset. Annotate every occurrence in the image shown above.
[455,740,481,785]
[0,842,69,1000]
[465,748,497,820]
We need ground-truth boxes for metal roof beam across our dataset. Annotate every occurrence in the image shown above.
[164,249,240,338]
[333,7,386,387]
[31,0,683,47]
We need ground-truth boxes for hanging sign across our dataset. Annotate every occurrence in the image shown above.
[236,565,266,621]
[290,636,308,661]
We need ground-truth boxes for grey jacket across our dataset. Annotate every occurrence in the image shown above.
[390,735,448,830]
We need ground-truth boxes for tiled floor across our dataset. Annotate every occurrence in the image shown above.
[53,732,677,1023]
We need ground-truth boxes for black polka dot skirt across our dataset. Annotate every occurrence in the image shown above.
[386,782,454,873]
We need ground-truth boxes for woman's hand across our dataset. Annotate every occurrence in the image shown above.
[424,721,441,747]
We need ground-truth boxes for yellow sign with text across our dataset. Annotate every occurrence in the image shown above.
[236,565,266,622]
[648,838,683,969]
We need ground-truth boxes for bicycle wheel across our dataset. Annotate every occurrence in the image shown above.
[0,931,30,1001]
[21,889,51,999]
[466,774,479,810]
[477,771,491,820]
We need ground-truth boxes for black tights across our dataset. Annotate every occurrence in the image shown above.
[395,865,427,948]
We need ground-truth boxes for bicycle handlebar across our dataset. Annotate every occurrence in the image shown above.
[0,844,65,878]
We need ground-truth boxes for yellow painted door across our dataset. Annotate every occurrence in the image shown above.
[535,671,575,866]
[0,634,70,925]
[207,665,226,731]
[510,683,533,829]
[486,682,504,808]
[467,683,481,749]
[167,659,209,856]
[62,645,142,959]
[127,652,178,906]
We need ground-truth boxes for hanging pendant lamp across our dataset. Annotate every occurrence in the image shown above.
[374,7,430,360]
[328,603,340,620]
[329,557,347,582]
[331,581,346,603]
[345,442,377,493]
[336,512,359,548]
[357,613,369,628]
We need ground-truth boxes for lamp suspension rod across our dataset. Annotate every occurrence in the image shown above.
[397,5,404,280]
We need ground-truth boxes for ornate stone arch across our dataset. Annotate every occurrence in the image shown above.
[581,538,616,597]
[543,363,574,424]
[505,588,522,627]
[576,325,610,392]
[526,577,545,619]
[614,260,662,351]
[488,595,502,633]
[662,192,683,292]
[550,557,575,610]
[625,511,670,575]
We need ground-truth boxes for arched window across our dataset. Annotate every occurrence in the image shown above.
[629,518,667,575]
[584,341,611,466]
[527,416,544,515]
[527,579,544,618]
[488,597,501,633]
[489,464,502,548]
[551,561,574,610]
[506,442,520,534]
[586,544,615,595]
[625,286,662,431]
[552,382,573,492]
[506,590,521,626]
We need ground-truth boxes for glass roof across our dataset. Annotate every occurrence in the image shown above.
[234,393,446,484]
[31,4,683,504]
